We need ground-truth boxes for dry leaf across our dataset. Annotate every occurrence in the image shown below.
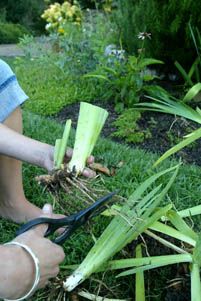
[89,162,111,176]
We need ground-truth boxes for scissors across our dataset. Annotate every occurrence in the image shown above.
[16,191,117,245]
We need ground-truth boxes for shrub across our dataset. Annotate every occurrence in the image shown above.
[85,54,163,111]
[41,1,83,34]
[0,23,29,43]
[0,0,46,34]
[112,109,152,143]
[15,11,118,115]
[112,0,201,69]
[39,12,118,76]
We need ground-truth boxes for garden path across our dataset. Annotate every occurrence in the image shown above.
[0,44,24,57]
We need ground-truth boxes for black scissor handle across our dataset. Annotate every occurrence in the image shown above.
[16,190,119,244]
[16,216,75,237]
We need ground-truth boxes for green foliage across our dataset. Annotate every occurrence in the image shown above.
[0,8,7,22]
[13,57,102,116]
[53,12,118,76]
[14,12,118,116]
[77,0,117,10]
[41,1,83,34]
[136,90,201,166]
[112,109,151,143]
[175,24,201,87]
[112,0,201,68]
[0,0,46,34]
[85,54,163,110]
[0,22,29,43]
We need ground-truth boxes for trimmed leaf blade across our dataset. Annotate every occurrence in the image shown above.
[68,102,108,175]
[135,244,145,301]
[117,254,192,277]
[63,165,179,291]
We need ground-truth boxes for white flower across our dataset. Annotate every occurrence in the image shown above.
[45,23,52,30]
[137,32,151,40]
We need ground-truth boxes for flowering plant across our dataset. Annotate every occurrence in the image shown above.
[41,1,82,34]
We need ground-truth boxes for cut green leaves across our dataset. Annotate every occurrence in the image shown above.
[53,102,108,174]
[116,253,192,277]
[68,102,108,175]
[54,119,71,169]
[63,165,179,291]
[135,245,145,301]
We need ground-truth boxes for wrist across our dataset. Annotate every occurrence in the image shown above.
[42,144,54,172]
[0,244,35,300]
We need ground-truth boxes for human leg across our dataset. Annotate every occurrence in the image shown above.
[0,107,47,222]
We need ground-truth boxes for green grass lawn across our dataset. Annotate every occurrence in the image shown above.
[10,57,104,116]
[1,56,104,116]
[0,111,200,300]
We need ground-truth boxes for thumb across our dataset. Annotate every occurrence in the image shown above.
[34,204,53,236]
[42,203,53,216]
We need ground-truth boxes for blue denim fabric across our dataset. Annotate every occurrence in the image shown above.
[0,59,28,122]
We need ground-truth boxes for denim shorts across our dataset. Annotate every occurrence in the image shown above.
[0,59,28,122]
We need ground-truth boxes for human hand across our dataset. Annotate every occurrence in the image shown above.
[1,204,65,300]
[0,124,95,178]
[44,145,96,178]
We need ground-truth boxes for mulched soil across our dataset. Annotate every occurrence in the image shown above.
[54,100,201,166]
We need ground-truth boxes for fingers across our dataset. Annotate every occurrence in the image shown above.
[65,148,73,160]
[86,155,94,164]
[38,245,65,289]
[33,204,53,236]
[65,148,95,178]
[65,148,94,165]
[82,167,96,178]
[54,245,65,263]
[42,204,53,215]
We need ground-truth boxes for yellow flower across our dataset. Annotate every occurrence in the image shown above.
[71,5,76,14]
[58,27,65,34]
[42,0,83,32]
[66,10,73,18]
[62,2,71,12]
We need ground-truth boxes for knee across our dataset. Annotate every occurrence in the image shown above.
[3,107,22,133]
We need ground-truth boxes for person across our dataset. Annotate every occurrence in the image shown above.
[0,58,94,300]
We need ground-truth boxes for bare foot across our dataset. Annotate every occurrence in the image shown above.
[0,198,64,223]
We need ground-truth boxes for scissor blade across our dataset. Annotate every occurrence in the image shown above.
[74,190,118,225]
[53,190,119,245]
